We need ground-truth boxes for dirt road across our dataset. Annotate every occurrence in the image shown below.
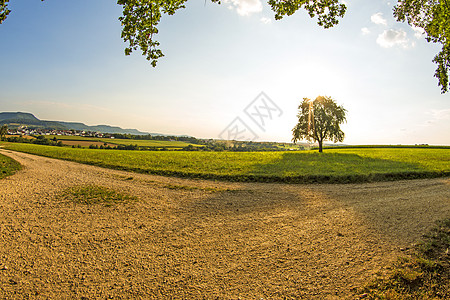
[0,149,449,299]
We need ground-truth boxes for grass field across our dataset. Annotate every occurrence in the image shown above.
[46,135,200,148]
[2,143,449,183]
[0,153,21,179]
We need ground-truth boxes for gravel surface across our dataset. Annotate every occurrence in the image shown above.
[0,149,449,299]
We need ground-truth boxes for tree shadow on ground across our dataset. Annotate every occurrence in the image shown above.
[245,152,441,183]
[164,177,450,298]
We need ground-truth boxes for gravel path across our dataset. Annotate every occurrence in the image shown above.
[0,149,449,299]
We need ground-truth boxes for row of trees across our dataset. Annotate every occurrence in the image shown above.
[111,133,200,143]
[2,134,64,146]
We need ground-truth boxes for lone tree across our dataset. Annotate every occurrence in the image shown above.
[292,96,346,153]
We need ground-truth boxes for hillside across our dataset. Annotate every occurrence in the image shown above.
[0,112,152,135]
[0,112,67,130]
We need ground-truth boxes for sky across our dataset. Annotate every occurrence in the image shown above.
[0,0,449,145]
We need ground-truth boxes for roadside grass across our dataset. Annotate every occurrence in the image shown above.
[162,183,229,192]
[0,153,21,179]
[61,185,137,206]
[361,219,450,299]
[1,143,449,183]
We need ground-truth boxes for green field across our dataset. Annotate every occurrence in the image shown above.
[0,153,21,179]
[46,135,200,148]
[2,142,449,183]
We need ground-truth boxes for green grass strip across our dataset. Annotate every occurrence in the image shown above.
[0,153,21,179]
[61,185,137,206]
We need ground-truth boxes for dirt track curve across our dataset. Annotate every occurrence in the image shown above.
[0,149,449,299]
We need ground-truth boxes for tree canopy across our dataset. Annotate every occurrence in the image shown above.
[0,0,449,92]
[394,0,450,93]
[292,96,346,153]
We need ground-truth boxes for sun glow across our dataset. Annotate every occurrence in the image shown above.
[307,98,315,134]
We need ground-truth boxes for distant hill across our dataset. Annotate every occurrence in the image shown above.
[0,112,67,130]
[0,112,38,121]
[0,112,156,135]
[57,121,152,135]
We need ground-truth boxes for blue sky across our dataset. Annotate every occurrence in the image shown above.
[0,0,449,145]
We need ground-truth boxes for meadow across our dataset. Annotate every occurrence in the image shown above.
[46,135,200,148]
[2,142,449,183]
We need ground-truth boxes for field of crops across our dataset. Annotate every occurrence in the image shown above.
[46,135,199,148]
[2,142,449,183]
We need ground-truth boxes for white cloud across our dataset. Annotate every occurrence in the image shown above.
[260,17,272,24]
[376,29,411,48]
[430,108,450,120]
[371,12,387,26]
[420,108,450,128]
[361,27,370,35]
[412,26,425,39]
[224,0,263,16]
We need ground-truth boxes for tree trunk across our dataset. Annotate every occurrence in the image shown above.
[318,140,323,153]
